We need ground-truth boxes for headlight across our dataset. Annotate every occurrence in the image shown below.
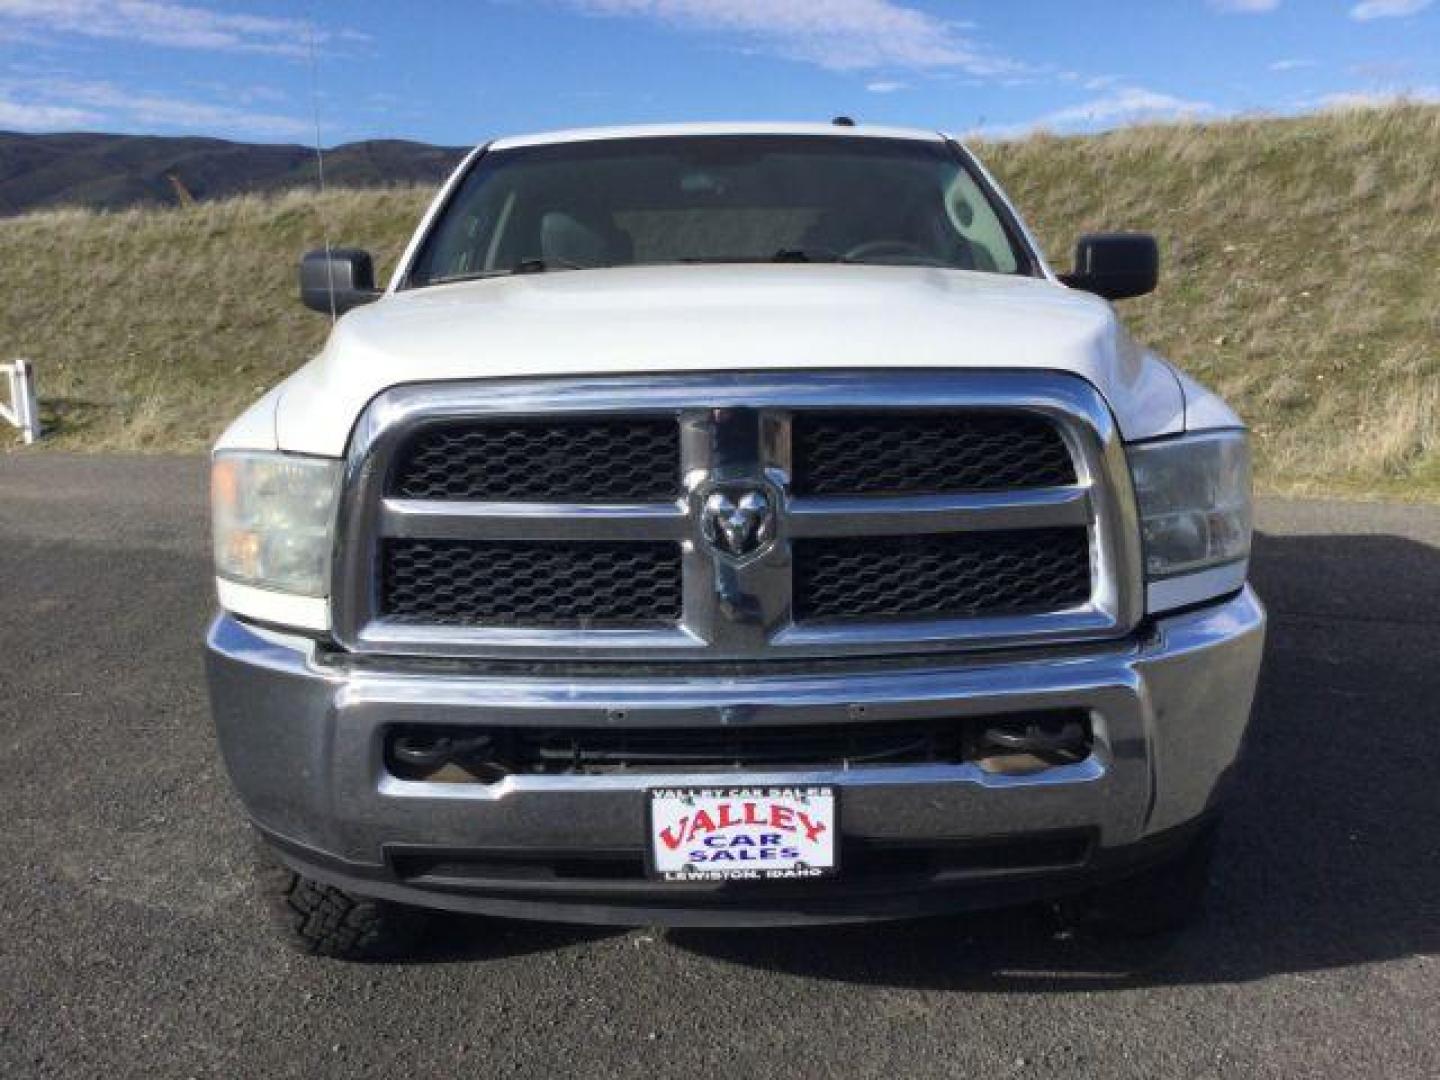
[211,452,341,596]
[1128,430,1252,610]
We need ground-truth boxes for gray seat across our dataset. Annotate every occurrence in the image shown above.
[540,211,633,267]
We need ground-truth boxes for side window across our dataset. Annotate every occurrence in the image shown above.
[944,170,1019,274]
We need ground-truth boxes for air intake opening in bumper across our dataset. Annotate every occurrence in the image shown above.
[385,711,1093,784]
[385,832,1096,891]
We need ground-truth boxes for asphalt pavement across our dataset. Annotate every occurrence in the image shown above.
[1,454,1436,1079]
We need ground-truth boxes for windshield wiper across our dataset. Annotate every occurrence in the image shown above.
[511,257,587,273]
[423,257,591,286]
[774,247,954,268]
[770,248,842,263]
[771,248,951,267]
[661,250,845,265]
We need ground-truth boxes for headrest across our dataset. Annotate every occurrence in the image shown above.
[540,211,609,267]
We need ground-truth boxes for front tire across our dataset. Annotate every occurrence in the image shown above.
[253,841,427,961]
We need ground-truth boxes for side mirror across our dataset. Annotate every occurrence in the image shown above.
[1060,233,1159,301]
[299,248,380,314]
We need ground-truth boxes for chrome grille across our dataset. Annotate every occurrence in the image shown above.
[333,372,1142,661]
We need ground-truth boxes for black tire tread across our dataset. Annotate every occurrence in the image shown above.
[254,843,424,960]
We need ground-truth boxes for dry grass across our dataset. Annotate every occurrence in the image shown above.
[980,103,1440,499]
[2,105,1437,498]
[0,186,426,451]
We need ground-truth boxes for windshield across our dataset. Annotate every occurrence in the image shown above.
[405,135,1034,287]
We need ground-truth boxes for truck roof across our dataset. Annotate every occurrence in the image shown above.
[488,121,949,151]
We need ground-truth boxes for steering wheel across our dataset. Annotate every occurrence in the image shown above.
[843,239,933,262]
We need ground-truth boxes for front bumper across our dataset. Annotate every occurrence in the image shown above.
[206,588,1265,927]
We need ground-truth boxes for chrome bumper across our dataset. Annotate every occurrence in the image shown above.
[205,588,1265,926]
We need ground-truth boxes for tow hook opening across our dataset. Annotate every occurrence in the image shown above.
[384,711,1094,784]
[975,715,1091,775]
[391,733,505,784]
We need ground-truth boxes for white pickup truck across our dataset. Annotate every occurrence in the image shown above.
[206,121,1265,960]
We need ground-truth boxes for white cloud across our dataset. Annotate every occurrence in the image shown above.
[0,0,360,57]
[0,77,311,138]
[1209,0,1282,12]
[1314,86,1440,108]
[1350,0,1433,18]
[1083,74,1123,91]
[1037,86,1214,128]
[865,80,907,93]
[54,79,311,136]
[566,0,1023,74]
[1270,58,1315,71]
[972,86,1215,140]
[0,97,102,128]
[1349,58,1416,79]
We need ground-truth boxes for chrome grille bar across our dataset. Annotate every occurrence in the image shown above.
[381,500,689,542]
[786,488,1091,539]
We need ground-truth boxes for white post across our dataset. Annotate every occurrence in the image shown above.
[0,364,14,435]
[18,358,40,444]
[1,358,41,444]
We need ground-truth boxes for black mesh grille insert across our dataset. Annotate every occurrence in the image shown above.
[793,412,1074,496]
[794,529,1091,622]
[390,418,680,502]
[381,540,683,627]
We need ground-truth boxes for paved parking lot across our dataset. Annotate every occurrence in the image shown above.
[1,455,1436,1078]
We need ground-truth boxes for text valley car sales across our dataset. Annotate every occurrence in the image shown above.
[648,786,838,882]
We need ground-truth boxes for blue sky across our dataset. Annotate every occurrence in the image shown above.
[0,1,1436,146]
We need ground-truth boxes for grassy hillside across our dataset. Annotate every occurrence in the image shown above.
[0,131,465,214]
[2,105,1436,498]
[985,105,1439,500]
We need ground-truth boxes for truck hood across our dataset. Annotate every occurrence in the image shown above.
[268,265,1185,456]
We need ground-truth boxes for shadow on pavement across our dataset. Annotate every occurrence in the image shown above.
[649,530,1440,989]
[413,917,626,964]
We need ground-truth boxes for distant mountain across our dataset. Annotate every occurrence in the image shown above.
[0,132,469,215]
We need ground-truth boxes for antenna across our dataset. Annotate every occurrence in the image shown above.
[305,13,338,324]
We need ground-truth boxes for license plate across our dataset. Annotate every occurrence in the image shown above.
[647,786,838,882]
